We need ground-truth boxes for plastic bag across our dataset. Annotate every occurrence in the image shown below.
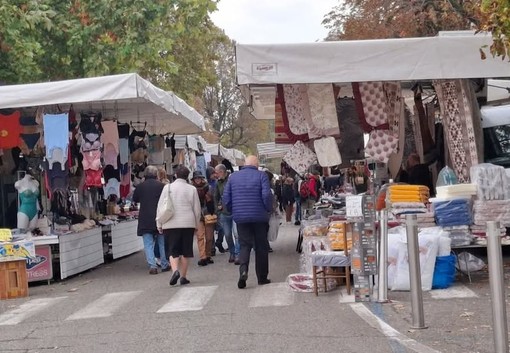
[432,254,456,289]
[268,213,282,242]
[456,252,485,273]
[436,166,458,189]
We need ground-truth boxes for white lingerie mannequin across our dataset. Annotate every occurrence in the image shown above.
[15,174,40,230]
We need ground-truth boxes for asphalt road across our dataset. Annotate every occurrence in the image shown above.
[2,224,507,353]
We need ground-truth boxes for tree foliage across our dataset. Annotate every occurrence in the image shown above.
[0,0,220,99]
[322,0,480,40]
[478,0,510,59]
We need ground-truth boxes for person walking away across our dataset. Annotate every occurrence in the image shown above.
[274,177,284,212]
[191,171,215,266]
[281,177,295,224]
[154,168,170,266]
[223,155,273,289]
[293,175,302,225]
[206,166,223,256]
[132,166,169,274]
[157,165,201,285]
[214,164,239,263]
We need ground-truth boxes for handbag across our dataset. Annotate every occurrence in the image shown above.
[156,184,174,224]
[268,212,282,242]
[204,214,217,225]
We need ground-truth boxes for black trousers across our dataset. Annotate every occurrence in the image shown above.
[236,222,269,282]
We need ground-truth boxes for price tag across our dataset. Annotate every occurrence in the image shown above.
[0,228,13,242]
[346,196,364,219]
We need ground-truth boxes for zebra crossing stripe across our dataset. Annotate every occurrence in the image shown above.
[157,286,218,313]
[0,297,67,326]
[66,291,141,320]
[249,282,295,308]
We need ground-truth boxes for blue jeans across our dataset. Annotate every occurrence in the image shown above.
[219,214,239,256]
[294,197,302,222]
[143,233,169,269]
[232,221,240,256]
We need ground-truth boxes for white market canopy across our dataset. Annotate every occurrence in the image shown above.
[236,32,510,120]
[257,142,292,159]
[0,73,205,134]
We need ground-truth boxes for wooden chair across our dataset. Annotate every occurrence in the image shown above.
[311,230,351,296]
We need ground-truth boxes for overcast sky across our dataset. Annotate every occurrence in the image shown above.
[210,0,339,44]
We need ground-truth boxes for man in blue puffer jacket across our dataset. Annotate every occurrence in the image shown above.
[223,155,273,289]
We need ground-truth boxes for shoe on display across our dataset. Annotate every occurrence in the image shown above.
[198,259,208,266]
[149,268,158,275]
[169,270,181,285]
[207,257,214,264]
[228,254,235,263]
[238,271,248,289]
[180,277,190,285]
[258,279,271,285]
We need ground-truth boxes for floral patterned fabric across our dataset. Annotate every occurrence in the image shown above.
[314,136,342,167]
[283,84,310,136]
[275,85,308,144]
[306,84,340,138]
[283,141,317,175]
[365,130,399,164]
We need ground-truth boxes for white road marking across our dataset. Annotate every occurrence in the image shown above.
[157,286,218,313]
[350,303,442,353]
[249,282,295,308]
[430,285,478,299]
[0,297,67,326]
[66,291,141,320]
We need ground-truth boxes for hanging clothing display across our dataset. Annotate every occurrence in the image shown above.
[148,135,165,165]
[0,111,22,149]
[275,85,308,144]
[282,84,310,136]
[365,130,399,164]
[43,113,69,170]
[433,79,483,183]
[101,120,120,168]
[119,138,129,165]
[82,150,102,170]
[283,141,317,175]
[314,137,342,167]
[104,178,120,199]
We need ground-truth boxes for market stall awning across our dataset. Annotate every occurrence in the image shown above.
[0,73,205,134]
[236,32,510,85]
[257,142,292,159]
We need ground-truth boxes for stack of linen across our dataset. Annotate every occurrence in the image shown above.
[433,198,473,246]
[470,200,510,244]
[435,184,477,199]
[470,163,509,201]
[388,185,434,228]
[388,185,430,204]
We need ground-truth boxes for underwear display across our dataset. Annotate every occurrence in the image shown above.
[46,148,68,171]
[148,135,164,165]
[19,116,38,126]
[82,150,102,170]
[81,133,101,152]
[46,162,69,192]
[79,112,103,134]
[104,178,120,199]
[103,143,119,169]
[19,189,39,220]
[119,162,129,176]
[20,133,41,151]
[85,169,103,187]
[129,129,147,153]
[103,165,120,182]
[119,138,129,165]
[117,123,130,139]
[0,111,22,149]
[101,121,119,152]
[131,148,147,164]
[43,113,69,168]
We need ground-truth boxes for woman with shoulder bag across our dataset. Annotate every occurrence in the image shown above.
[156,165,201,286]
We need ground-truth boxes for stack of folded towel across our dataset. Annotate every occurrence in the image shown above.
[435,184,477,199]
[442,225,473,247]
[391,204,436,228]
[472,200,510,228]
[470,163,509,201]
[388,185,429,204]
[433,199,472,227]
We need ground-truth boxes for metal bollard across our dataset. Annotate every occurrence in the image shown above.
[377,209,389,303]
[406,214,427,329]
[486,221,509,353]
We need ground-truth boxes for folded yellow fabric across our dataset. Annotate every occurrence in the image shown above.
[389,196,428,202]
[390,185,429,192]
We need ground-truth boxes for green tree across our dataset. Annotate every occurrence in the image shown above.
[478,0,510,60]
[0,0,220,99]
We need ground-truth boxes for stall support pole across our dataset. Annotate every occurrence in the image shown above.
[377,210,389,303]
[406,214,427,329]
[487,221,509,353]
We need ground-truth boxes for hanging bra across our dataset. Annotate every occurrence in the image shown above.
[104,178,120,199]
[81,133,102,152]
[85,169,103,187]
[129,129,147,153]
[103,165,120,182]
[46,163,69,192]
[82,150,102,170]
[117,123,130,139]
[79,112,103,134]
